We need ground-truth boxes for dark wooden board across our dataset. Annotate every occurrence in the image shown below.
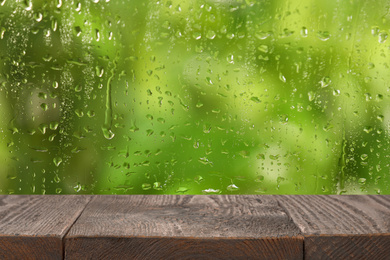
[277,195,390,259]
[65,195,303,259]
[0,195,91,260]
[66,237,303,260]
[4,195,387,259]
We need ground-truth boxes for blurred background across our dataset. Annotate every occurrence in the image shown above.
[0,0,389,194]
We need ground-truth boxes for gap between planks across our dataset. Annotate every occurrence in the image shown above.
[61,196,94,260]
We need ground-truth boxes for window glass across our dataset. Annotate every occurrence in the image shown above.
[0,0,388,194]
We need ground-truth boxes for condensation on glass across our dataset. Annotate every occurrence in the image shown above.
[0,0,388,194]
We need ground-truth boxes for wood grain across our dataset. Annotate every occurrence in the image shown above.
[0,195,91,260]
[3,195,386,259]
[65,195,303,259]
[277,195,390,259]
[65,236,303,260]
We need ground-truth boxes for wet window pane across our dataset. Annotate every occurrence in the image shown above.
[0,0,389,194]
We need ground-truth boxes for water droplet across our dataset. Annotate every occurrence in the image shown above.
[371,26,379,36]
[48,134,56,142]
[74,26,82,37]
[54,174,61,183]
[202,124,211,134]
[255,175,265,182]
[95,29,100,42]
[379,32,388,43]
[255,187,268,193]
[320,76,331,88]
[7,174,17,180]
[277,177,285,185]
[206,77,213,85]
[257,153,265,160]
[358,178,366,184]
[56,0,62,8]
[153,182,162,190]
[202,189,221,194]
[51,19,58,32]
[206,30,216,39]
[75,109,84,117]
[363,126,373,133]
[194,175,204,183]
[196,102,204,108]
[39,124,48,134]
[38,92,47,99]
[74,183,82,192]
[301,27,308,37]
[53,157,62,167]
[360,154,368,161]
[281,28,294,38]
[279,73,286,83]
[255,31,270,40]
[24,0,33,10]
[176,187,189,193]
[317,31,330,41]
[146,129,154,136]
[75,85,82,92]
[193,31,201,40]
[96,66,104,77]
[364,93,373,102]
[0,27,5,39]
[258,45,269,53]
[367,63,375,69]
[142,183,151,190]
[198,157,213,165]
[102,127,115,139]
[49,121,59,130]
[227,54,234,64]
[279,114,288,124]
[227,184,239,192]
[40,103,48,111]
[308,91,315,101]
[226,33,235,39]
[235,149,249,159]
[250,96,261,103]
[377,115,384,122]
[87,110,95,117]
[323,123,333,132]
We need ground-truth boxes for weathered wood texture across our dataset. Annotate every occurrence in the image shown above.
[0,195,91,260]
[2,195,389,259]
[277,195,390,260]
[65,195,303,259]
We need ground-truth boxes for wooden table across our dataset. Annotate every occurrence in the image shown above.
[0,195,389,259]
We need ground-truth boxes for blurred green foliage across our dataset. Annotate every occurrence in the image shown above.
[0,0,389,194]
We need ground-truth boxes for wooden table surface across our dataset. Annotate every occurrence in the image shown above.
[0,195,389,260]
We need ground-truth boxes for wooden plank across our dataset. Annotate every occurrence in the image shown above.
[65,195,303,259]
[277,195,390,259]
[0,195,91,260]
